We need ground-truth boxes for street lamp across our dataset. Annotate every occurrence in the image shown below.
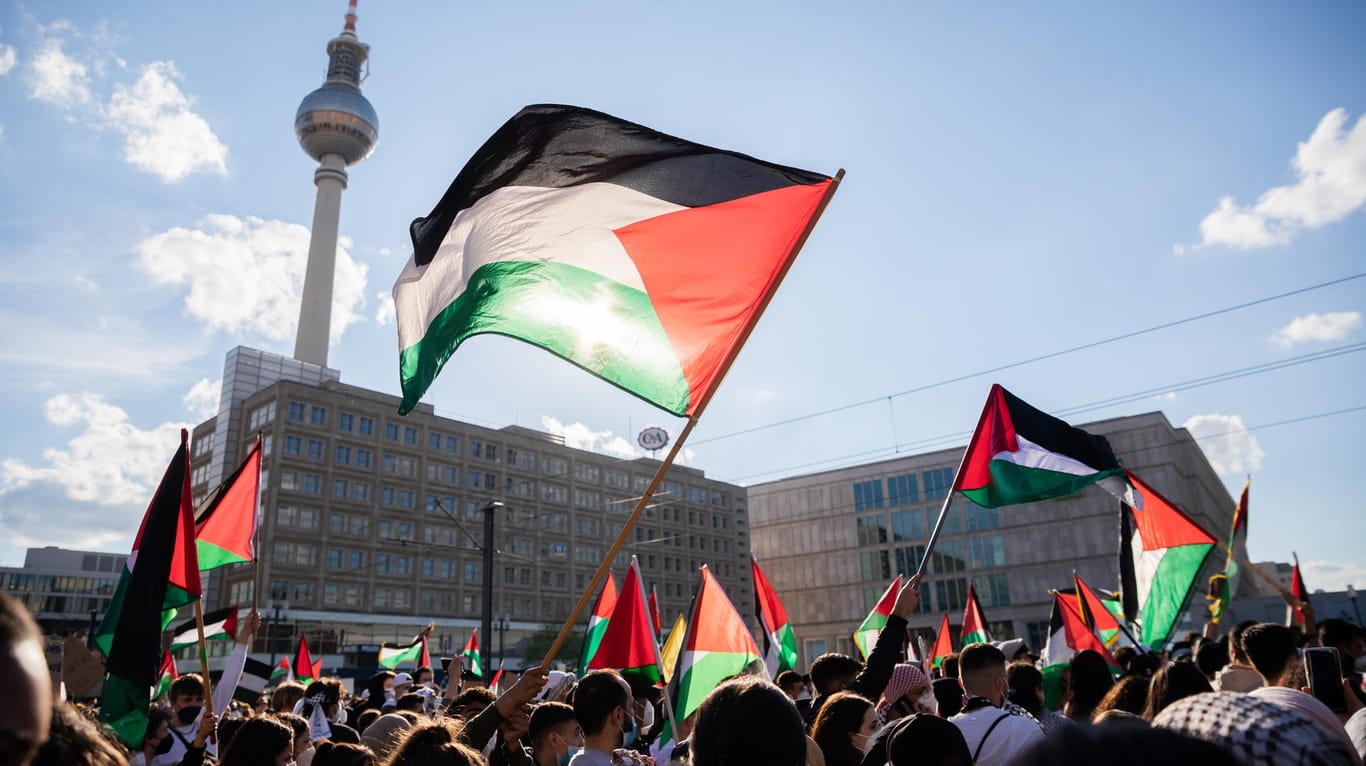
[481,501,504,683]
[495,613,510,675]
[1349,585,1361,625]
[268,599,290,666]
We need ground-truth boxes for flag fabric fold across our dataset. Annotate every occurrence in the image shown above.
[752,553,798,677]
[929,614,954,669]
[379,627,432,670]
[588,556,662,684]
[854,576,901,660]
[648,585,664,643]
[155,650,178,699]
[578,571,618,672]
[169,606,238,650]
[100,431,200,747]
[1072,574,1135,651]
[659,613,686,685]
[294,635,316,683]
[954,384,1127,508]
[394,103,835,416]
[1289,553,1311,628]
[211,657,273,706]
[194,439,261,571]
[666,566,763,741]
[960,584,991,645]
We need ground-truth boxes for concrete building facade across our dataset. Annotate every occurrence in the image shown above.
[748,411,1241,669]
[0,547,122,636]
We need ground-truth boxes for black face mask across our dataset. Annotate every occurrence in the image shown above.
[176,706,202,726]
[155,735,175,755]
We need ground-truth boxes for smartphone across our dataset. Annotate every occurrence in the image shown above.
[1304,646,1347,714]
[439,656,453,673]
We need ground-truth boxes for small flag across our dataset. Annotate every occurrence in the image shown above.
[155,650,178,699]
[929,614,954,669]
[1209,477,1249,623]
[294,635,316,683]
[420,635,431,669]
[854,576,901,660]
[490,660,506,690]
[954,384,1127,508]
[1289,553,1311,628]
[578,572,618,672]
[194,439,261,571]
[270,657,292,682]
[1039,592,1117,709]
[1119,470,1216,649]
[1072,573,1135,650]
[393,104,836,417]
[379,625,433,669]
[462,630,483,679]
[211,657,273,705]
[589,556,663,684]
[648,585,664,642]
[752,553,798,677]
[169,606,239,650]
[960,584,991,646]
[659,613,686,685]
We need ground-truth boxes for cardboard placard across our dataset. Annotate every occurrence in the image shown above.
[61,636,106,698]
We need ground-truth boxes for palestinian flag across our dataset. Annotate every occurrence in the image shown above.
[94,437,202,658]
[578,571,618,672]
[649,585,664,642]
[1209,478,1249,623]
[960,584,991,645]
[169,606,238,650]
[271,657,292,682]
[100,431,200,747]
[853,576,901,660]
[379,627,433,669]
[954,384,1127,508]
[659,613,686,684]
[194,439,261,570]
[752,553,798,678]
[393,104,838,416]
[1119,470,1216,649]
[1071,574,1136,651]
[155,650,177,699]
[929,613,954,669]
[589,557,662,684]
[1040,592,1117,709]
[462,630,483,679]
[667,566,762,736]
[211,657,273,705]
[1289,553,1311,628]
[490,661,506,690]
[294,635,316,683]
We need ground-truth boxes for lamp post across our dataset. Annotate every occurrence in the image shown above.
[268,600,290,666]
[481,501,504,684]
[495,613,510,673]
[1349,585,1361,626]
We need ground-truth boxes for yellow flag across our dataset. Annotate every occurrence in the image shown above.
[659,614,687,684]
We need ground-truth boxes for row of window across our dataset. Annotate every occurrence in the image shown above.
[1,573,118,594]
[853,467,957,512]
[856,504,1001,547]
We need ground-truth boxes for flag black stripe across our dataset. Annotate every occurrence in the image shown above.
[409,104,829,266]
[1001,387,1121,471]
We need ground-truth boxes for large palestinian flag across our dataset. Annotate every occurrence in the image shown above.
[960,584,991,645]
[752,553,798,677]
[668,567,763,732]
[853,576,901,660]
[194,439,261,571]
[1119,470,1216,649]
[393,104,837,416]
[588,557,662,683]
[100,432,200,747]
[954,384,1127,508]
[578,571,618,672]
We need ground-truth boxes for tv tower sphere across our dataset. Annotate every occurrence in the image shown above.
[294,0,378,166]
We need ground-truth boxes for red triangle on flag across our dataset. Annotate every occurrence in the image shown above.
[930,613,955,667]
[1056,593,1118,666]
[588,557,662,683]
[1124,471,1216,550]
[294,635,314,681]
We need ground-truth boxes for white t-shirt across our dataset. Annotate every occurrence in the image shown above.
[950,704,1045,766]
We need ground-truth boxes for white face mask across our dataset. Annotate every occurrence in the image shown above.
[640,701,655,730]
[914,689,939,717]
[332,706,347,725]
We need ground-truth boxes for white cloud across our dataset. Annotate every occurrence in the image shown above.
[0,43,15,76]
[541,416,644,460]
[1269,311,1361,349]
[183,377,221,419]
[26,36,90,109]
[1182,413,1265,475]
[1300,560,1366,593]
[1195,108,1366,249]
[136,214,368,344]
[375,291,396,326]
[106,61,228,182]
[0,393,190,506]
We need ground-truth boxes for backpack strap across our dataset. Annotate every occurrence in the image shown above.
[972,712,1012,763]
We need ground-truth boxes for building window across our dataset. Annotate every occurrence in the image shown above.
[302,474,321,494]
[856,515,888,546]
[464,563,479,582]
[894,545,928,577]
[969,535,1006,569]
[446,435,460,453]
[358,417,374,435]
[356,449,373,469]
[404,426,418,445]
[891,509,923,541]
[932,539,967,574]
[966,507,1000,532]
[936,578,970,612]
[335,445,352,464]
[284,436,302,456]
[249,402,277,430]
[385,423,400,441]
[354,483,370,501]
[309,406,327,426]
[306,440,323,460]
[429,431,443,450]
[288,402,306,421]
[327,548,344,569]
[333,479,349,499]
[293,582,312,603]
[859,550,890,582]
[280,471,299,491]
[974,573,1011,607]
[542,456,568,476]
[854,480,884,512]
[338,413,354,432]
[887,473,920,506]
[923,467,955,501]
[348,551,365,569]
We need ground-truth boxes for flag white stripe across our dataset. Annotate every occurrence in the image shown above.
[992,435,1105,478]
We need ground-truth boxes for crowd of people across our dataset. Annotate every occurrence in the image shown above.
[4,574,1366,766]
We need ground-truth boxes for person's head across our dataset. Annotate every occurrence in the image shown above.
[1066,650,1114,721]
[392,672,414,698]
[1193,640,1225,680]
[1015,718,1240,766]
[271,711,311,761]
[776,670,805,700]
[168,674,207,721]
[0,595,51,766]
[1154,691,1357,765]
[139,708,172,759]
[1319,619,1366,662]
[529,702,581,766]
[940,653,959,680]
[692,677,805,766]
[217,718,246,755]
[878,663,932,723]
[931,677,964,717]
[1113,646,1136,670]
[311,741,376,766]
[272,681,307,714]
[1142,660,1213,721]
[444,687,495,721]
[810,653,863,695]
[1092,674,1149,720]
[1239,623,1298,685]
[359,713,410,760]
[1228,621,1257,665]
[364,671,395,706]
[412,667,434,687]
[570,670,633,749]
[31,702,126,766]
[957,643,1008,704]
[301,679,345,721]
[219,715,294,766]
[1006,661,1045,716]
[882,713,972,766]
[383,721,483,766]
[354,709,380,733]
[811,691,875,765]
[394,694,424,714]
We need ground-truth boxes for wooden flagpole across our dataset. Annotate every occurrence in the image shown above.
[250,434,263,613]
[194,599,215,715]
[539,169,845,666]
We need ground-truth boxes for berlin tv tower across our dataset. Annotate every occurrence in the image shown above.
[292,0,379,368]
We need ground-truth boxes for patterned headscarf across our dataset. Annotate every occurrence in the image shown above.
[1153,691,1358,766]
[876,663,928,725]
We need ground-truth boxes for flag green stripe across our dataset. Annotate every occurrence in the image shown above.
[962,630,989,646]
[959,460,1124,508]
[676,651,762,721]
[95,574,189,656]
[774,623,798,674]
[196,539,250,572]
[580,619,610,671]
[619,663,663,685]
[379,643,424,669]
[102,673,152,748]
[1139,543,1214,647]
[399,260,690,415]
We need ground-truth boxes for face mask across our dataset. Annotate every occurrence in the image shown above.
[555,745,575,766]
[384,689,396,703]
[639,701,655,731]
[915,689,939,717]
[332,705,347,725]
[621,712,636,749]
[176,706,202,726]
[155,735,175,755]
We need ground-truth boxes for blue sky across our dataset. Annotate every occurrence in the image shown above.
[0,2,1363,596]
